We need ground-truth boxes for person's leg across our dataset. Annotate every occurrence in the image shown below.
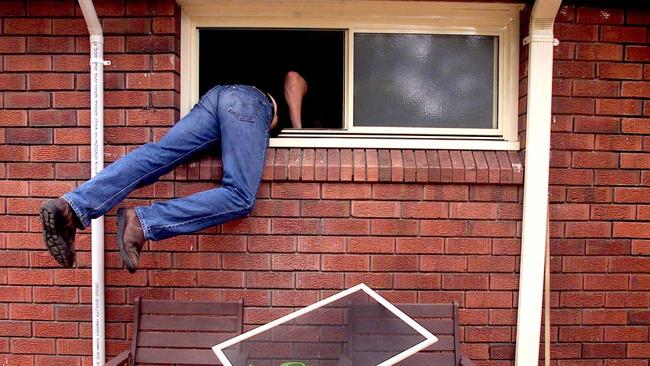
[284,71,308,129]
[42,85,226,267]
[63,86,226,228]
[134,85,272,242]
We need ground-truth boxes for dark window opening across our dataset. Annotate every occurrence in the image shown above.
[199,29,346,131]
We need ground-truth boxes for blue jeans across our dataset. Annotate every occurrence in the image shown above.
[63,85,272,241]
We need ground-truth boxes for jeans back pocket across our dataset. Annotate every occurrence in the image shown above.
[227,86,264,123]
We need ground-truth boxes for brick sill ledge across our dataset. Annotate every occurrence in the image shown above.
[175,149,524,184]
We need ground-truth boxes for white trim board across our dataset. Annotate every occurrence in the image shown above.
[212,283,438,366]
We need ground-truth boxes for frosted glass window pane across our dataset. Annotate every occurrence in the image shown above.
[354,33,496,129]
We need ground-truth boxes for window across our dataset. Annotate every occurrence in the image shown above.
[180,1,524,149]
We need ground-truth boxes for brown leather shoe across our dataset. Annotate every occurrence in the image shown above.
[40,197,80,267]
[117,208,145,273]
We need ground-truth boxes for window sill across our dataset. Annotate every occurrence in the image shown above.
[172,149,524,184]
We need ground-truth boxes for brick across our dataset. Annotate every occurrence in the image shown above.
[442,274,488,290]
[550,203,589,220]
[450,202,497,219]
[4,91,49,108]
[396,237,443,254]
[615,187,650,203]
[196,271,243,288]
[0,145,28,162]
[425,184,469,201]
[466,292,512,308]
[0,110,27,126]
[394,273,439,289]
[401,202,447,219]
[622,118,650,134]
[27,36,75,53]
[10,304,53,320]
[105,91,149,107]
[323,183,370,199]
[271,182,319,199]
[297,236,344,253]
[56,338,90,355]
[572,151,618,169]
[371,219,418,236]
[628,344,650,358]
[574,116,620,133]
[7,163,54,179]
[351,201,399,218]
[572,80,619,97]
[52,55,88,72]
[605,326,648,342]
[552,97,594,115]
[562,292,605,308]
[125,109,174,126]
[0,74,25,90]
[421,255,467,272]
[555,23,598,41]
[622,81,650,98]
[126,35,175,53]
[348,237,393,253]
[598,62,643,80]
[30,146,76,162]
[28,73,74,90]
[591,204,635,220]
[105,54,151,71]
[0,54,50,73]
[52,18,87,35]
[551,133,594,150]
[596,134,642,151]
[271,253,319,271]
[153,17,177,34]
[322,218,369,235]
[322,255,369,271]
[11,338,55,354]
[596,98,642,116]
[421,219,467,236]
[0,37,25,54]
[345,273,391,289]
[559,326,603,342]
[614,222,650,238]
[586,239,630,255]
[373,184,421,200]
[553,42,574,60]
[608,293,649,308]
[626,46,650,62]
[565,221,612,238]
[296,273,343,289]
[554,60,595,78]
[4,18,50,34]
[371,255,417,272]
[583,343,626,358]
[577,7,624,24]
[602,26,647,43]
[54,128,90,145]
[29,110,76,126]
[6,128,52,144]
[103,18,151,34]
[632,240,650,255]
[127,72,175,89]
[126,0,176,15]
[576,43,623,61]
[595,169,639,186]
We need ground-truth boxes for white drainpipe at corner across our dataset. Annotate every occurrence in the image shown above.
[77,1,109,365]
[515,0,561,365]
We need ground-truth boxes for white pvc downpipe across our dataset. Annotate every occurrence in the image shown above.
[515,1,562,365]
[77,1,107,365]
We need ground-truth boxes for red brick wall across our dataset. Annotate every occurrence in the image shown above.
[0,1,648,366]
[549,4,650,365]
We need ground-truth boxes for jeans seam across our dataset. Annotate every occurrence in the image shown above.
[148,205,249,231]
[134,206,151,241]
[90,137,218,214]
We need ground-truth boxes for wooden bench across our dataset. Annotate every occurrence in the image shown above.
[343,302,474,366]
[106,298,243,366]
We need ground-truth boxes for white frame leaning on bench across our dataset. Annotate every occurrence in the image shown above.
[211,283,438,366]
[178,0,524,150]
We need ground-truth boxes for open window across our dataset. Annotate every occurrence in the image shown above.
[181,1,524,149]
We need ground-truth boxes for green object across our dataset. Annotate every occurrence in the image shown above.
[280,363,306,366]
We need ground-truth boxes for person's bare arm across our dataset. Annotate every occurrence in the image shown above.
[284,71,308,129]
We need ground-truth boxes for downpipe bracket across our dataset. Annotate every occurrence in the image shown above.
[90,58,111,65]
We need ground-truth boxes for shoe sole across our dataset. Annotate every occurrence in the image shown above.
[40,201,74,267]
[117,208,137,274]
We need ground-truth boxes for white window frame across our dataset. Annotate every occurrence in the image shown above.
[178,0,524,150]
